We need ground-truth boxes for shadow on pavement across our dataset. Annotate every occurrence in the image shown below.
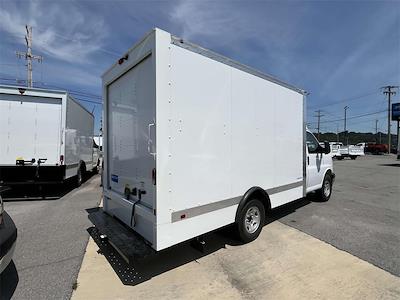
[0,260,19,300]
[86,195,312,286]
[2,171,98,201]
[379,163,400,167]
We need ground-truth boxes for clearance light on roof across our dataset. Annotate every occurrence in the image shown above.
[118,54,129,65]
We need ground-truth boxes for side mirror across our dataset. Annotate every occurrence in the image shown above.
[323,141,331,154]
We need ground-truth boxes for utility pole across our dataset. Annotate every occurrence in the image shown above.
[314,110,324,140]
[397,120,399,159]
[382,86,398,153]
[344,106,349,145]
[16,25,43,87]
[336,124,339,142]
[375,119,379,143]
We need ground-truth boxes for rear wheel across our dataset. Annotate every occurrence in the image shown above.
[350,155,357,160]
[318,173,332,201]
[93,160,99,174]
[76,166,83,187]
[237,199,265,243]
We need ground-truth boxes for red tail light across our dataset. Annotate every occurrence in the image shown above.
[60,155,64,164]
[152,168,156,185]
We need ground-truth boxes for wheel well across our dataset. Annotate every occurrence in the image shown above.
[235,187,271,222]
[324,169,332,178]
[79,160,86,172]
[319,169,333,186]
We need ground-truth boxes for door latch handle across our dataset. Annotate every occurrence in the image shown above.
[147,123,156,156]
[138,189,146,200]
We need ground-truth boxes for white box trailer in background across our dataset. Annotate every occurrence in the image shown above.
[102,28,334,252]
[0,85,97,187]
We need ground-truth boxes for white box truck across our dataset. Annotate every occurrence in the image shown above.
[0,85,97,187]
[102,28,335,251]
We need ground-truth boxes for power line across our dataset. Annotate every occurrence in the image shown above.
[0,75,102,99]
[308,109,388,125]
[346,116,386,126]
[68,91,102,100]
[318,115,388,133]
[323,110,342,119]
[73,97,102,105]
[0,77,102,105]
[308,90,379,110]
[40,83,102,99]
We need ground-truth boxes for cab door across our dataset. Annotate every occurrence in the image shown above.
[306,131,324,192]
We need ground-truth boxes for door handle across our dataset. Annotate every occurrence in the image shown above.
[147,122,156,156]
[138,189,146,200]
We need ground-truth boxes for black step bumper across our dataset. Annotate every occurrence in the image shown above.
[0,165,66,185]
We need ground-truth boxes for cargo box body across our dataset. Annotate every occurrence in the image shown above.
[0,85,95,184]
[102,29,306,251]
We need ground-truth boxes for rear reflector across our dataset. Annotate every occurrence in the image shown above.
[60,155,64,164]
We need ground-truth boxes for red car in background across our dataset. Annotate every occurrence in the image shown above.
[364,143,389,154]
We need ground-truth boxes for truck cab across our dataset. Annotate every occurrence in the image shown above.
[306,130,335,201]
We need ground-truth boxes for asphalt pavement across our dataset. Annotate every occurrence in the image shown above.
[72,154,399,300]
[0,175,101,300]
[1,155,399,299]
[279,155,400,276]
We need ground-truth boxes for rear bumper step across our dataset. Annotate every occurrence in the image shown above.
[0,165,66,183]
[87,208,154,264]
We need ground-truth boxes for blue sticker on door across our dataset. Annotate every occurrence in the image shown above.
[111,174,118,183]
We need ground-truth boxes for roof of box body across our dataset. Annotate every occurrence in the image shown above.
[0,84,67,95]
[102,28,306,95]
[101,28,156,78]
[170,35,306,95]
[0,84,94,116]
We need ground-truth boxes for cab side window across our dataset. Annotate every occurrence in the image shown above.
[306,132,320,153]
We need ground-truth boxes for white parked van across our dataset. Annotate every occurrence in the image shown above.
[102,29,334,251]
[331,142,364,160]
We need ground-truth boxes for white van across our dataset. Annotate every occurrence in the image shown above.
[102,29,334,251]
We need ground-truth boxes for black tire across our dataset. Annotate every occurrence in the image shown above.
[76,166,83,187]
[350,156,357,160]
[318,173,332,201]
[337,156,344,160]
[93,162,99,174]
[236,199,265,243]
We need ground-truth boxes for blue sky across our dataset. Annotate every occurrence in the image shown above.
[0,0,399,134]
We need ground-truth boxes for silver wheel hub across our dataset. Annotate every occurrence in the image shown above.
[324,180,331,197]
[244,206,261,234]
